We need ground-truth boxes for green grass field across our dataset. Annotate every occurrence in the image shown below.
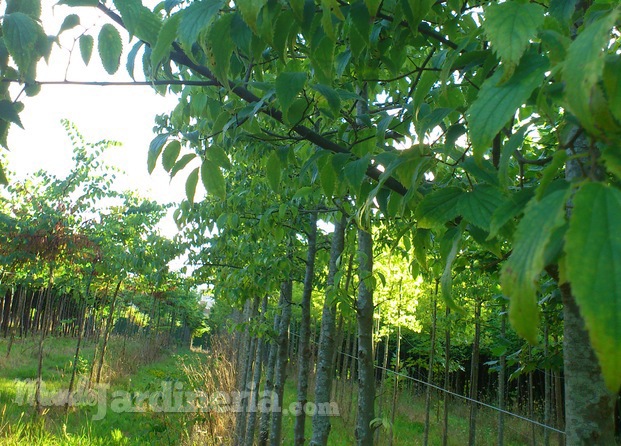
[0,336,550,445]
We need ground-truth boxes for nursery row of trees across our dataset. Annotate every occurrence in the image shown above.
[0,122,207,410]
[1,0,620,444]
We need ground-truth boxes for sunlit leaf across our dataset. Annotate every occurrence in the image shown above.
[415,187,464,229]
[565,182,621,392]
[467,53,548,160]
[483,1,545,68]
[201,159,226,200]
[98,24,123,75]
[501,188,570,344]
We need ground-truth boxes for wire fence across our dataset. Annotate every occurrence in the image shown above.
[290,330,565,437]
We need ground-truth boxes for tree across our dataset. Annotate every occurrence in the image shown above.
[2,0,620,442]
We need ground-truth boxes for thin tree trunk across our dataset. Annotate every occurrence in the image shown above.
[236,296,260,445]
[355,228,375,446]
[268,279,293,446]
[442,306,451,446]
[423,280,438,446]
[543,320,551,446]
[245,295,268,446]
[294,211,318,446]
[467,297,481,446]
[529,346,535,446]
[561,130,615,444]
[258,293,284,446]
[35,267,54,414]
[498,303,506,446]
[310,215,346,446]
[95,278,122,384]
[388,292,402,446]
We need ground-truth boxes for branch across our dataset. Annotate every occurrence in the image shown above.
[96,3,409,197]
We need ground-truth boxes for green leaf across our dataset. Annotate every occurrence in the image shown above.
[0,100,24,129]
[343,156,370,192]
[488,188,534,240]
[401,0,434,34]
[564,9,619,134]
[549,0,577,26]
[440,226,464,312]
[205,145,231,169]
[457,185,504,231]
[170,153,196,179]
[602,146,621,181]
[186,167,199,204]
[147,134,169,174]
[237,0,268,33]
[483,1,545,68]
[603,56,621,125]
[206,14,234,86]
[467,53,548,160]
[98,24,123,75]
[312,84,341,117]
[0,161,8,185]
[2,12,46,73]
[276,72,307,116]
[151,13,181,68]
[79,34,94,65]
[320,157,337,197]
[178,0,225,49]
[498,125,528,187]
[6,0,41,19]
[535,150,567,200]
[59,14,80,33]
[266,151,281,193]
[293,186,314,200]
[161,140,181,172]
[565,183,621,392]
[201,159,226,200]
[415,187,464,229]
[501,188,569,344]
[113,0,161,45]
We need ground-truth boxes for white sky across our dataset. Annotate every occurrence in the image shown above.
[4,1,184,238]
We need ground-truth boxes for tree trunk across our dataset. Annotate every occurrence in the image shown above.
[561,281,615,445]
[498,303,506,446]
[544,320,551,446]
[423,281,438,446]
[294,211,317,446]
[245,295,268,446]
[258,293,284,446]
[355,228,375,446]
[268,279,293,446]
[442,306,451,446]
[236,296,260,445]
[467,297,481,446]
[95,278,122,384]
[389,295,402,446]
[561,130,616,444]
[310,215,346,446]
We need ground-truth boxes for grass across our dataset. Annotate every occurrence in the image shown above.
[0,335,209,446]
[0,336,560,445]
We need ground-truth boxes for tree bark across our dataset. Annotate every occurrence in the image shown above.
[561,130,616,444]
[268,280,293,446]
[497,303,506,446]
[423,281,438,446]
[467,297,481,446]
[258,293,284,446]
[355,228,375,446]
[294,211,318,446]
[245,295,268,446]
[310,215,346,446]
[95,278,122,384]
[442,306,451,446]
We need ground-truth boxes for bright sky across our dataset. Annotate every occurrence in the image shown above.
[5,1,183,238]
